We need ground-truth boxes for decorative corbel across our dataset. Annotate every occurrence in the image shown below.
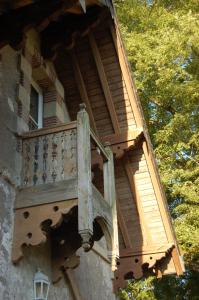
[12,199,77,263]
[114,244,174,291]
[101,129,144,159]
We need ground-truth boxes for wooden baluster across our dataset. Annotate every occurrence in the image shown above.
[77,103,93,251]
[42,136,48,183]
[33,138,39,185]
[23,140,30,186]
[61,132,65,181]
[103,143,119,270]
[51,133,58,182]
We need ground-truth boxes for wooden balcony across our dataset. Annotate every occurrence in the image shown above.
[12,104,118,281]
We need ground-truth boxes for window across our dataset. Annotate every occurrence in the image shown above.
[29,81,43,130]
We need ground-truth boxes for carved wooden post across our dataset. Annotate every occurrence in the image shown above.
[104,143,119,270]
[77,103,93,251]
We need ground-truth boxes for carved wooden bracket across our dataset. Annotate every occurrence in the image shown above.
[12,199,78,262]
[114,244,174,291]
[101,129,144,159]
[12,198,83,283]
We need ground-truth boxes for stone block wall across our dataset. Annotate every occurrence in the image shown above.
[0,44,75,300]
[17,29,71,130]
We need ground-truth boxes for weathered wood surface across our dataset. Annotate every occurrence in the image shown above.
[55,15,184,287]
[89,32,120,134]
[12,199,78,263]
[16,178,78,209]
[0,0,184,294]
[14,106,119,285]
[21,125,77,187]
[71,51,98,134]
[77,104,93,250]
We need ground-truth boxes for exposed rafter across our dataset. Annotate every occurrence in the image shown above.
[0,0,112,51]
[0,0,113,14]
[0,0,63,49]
[123,155,152,245]
[117,198,132,249]
[70,51,98,134]
[109,22,142,128]
[88,31,120,134]
[101,129,144,158]
[142,140,173,243]
[41,6,103,59]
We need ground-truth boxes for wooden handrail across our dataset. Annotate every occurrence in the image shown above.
[22,121,77,139]
[90,128,109,161]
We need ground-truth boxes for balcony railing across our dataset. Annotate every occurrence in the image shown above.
[21,120,77,187]
[13,104,118,272]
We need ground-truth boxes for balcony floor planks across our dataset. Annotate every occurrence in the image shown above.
[15,177,78,209]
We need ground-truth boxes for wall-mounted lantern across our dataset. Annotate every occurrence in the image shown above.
[33,270,50,300]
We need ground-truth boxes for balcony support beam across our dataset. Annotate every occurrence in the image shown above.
[15,178,78,209]
[104,143,119,269]
[77,104,93,250]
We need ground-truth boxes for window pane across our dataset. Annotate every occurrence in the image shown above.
[30,85,39,124]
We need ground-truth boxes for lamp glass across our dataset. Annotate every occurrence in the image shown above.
[34,270,50,300]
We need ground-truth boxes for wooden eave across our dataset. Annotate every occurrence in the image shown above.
[0,0,113,14]
[0,0,113,50]
[51,11,184,289]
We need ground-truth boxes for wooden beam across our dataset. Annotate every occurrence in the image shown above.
[70,51,98,134]
[117,198,132,248]
[64,269,85,300]
[88,32,120,134]
[15,178,78,209]
[109,20,184,278]
[120,243,174,257]
[171,247,184,275]
[90,128,109,161]
[21,121,77,139]
[0,0,79,12]
[138,141,185,272]
[101,129,143,146]
[100,130,144,158]
[110,22,142,128]
[77,105,93,250]
[142,141,173,243]
[2,0,33,10]
[123,156,152,244]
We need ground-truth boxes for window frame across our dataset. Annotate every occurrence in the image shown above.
[29,80,43,129]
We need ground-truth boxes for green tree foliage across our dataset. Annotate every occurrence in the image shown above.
[115,0,199,298]
[118,271,199,300]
